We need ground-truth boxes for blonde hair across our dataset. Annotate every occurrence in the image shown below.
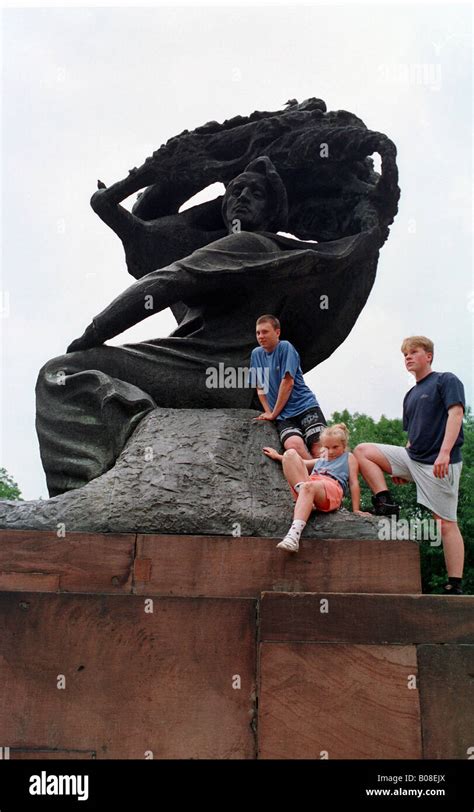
[401,336,434,361]
[320,422,350,449]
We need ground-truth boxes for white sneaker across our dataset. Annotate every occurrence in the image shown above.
[276,535,299,552]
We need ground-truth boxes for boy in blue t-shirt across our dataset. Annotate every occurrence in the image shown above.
[249,314,326,458]
[354,336,466,595]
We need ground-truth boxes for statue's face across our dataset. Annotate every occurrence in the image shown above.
[225,172,271,231]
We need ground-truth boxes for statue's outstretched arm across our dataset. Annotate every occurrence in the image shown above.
[66,262,197,353]
[66,249,233,353]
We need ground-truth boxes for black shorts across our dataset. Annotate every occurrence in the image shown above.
[276,406,327,449]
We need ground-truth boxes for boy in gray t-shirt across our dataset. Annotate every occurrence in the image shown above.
[354,336,466,595]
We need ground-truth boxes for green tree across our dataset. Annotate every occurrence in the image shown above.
[329,409,474,594]
[0,467,23,500]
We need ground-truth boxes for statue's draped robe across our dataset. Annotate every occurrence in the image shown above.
[36,228,380,496]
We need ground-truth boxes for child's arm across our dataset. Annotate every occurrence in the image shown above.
[255,389,273,418]
[263,447,318,470]
[267,373,294,420]
[262,446,283,462]
[348,453,371,516]
[254,373,294,421]
[249,356,273,419]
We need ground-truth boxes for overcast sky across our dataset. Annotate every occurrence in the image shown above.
[1,2,472,499]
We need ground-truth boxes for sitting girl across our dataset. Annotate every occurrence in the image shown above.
[263,422,369,552]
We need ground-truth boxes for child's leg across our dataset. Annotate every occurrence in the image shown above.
[283,436,313,459]
[353,443,393,491]
[433,513,464,581]
[308,439,322,458]
[277,479,326,553]
[282,448,310,489]
[294,480,326,521]
[313,476,344,513]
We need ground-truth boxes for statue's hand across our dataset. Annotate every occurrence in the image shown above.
[67,323,103,354]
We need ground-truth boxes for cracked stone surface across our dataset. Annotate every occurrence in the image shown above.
[0,409,382,538]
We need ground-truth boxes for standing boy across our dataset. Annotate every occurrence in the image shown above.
[354,336,465,594]
[250,314,326,458]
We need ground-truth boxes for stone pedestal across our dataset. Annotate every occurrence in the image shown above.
[0,528,472,759]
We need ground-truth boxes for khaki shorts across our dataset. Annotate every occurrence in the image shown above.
[373,444,462,522]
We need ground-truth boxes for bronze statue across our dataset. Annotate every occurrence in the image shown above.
[36,98,399,497]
